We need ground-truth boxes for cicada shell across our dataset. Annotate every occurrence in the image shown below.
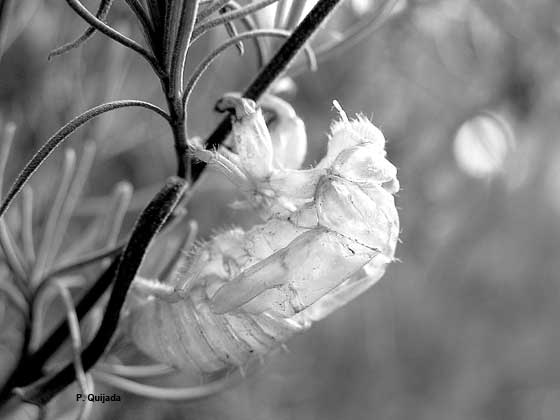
[127,98,400,375]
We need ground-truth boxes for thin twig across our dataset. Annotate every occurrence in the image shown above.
[183,29,316,110]
[193,1,268,71]
[228,4,268,68]
[221,7,245,56]
[193,0,280,39]
[48,0,114,60]
[64,0,162,74]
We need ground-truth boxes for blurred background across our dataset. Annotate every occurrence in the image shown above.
[2,0,560,419]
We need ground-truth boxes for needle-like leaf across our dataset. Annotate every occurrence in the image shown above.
[193,0,280,40]
[183,29,316,109]
[31,149,77,287]
[0,100,169,221]
[63,0,162,74]
[48,0,114,60]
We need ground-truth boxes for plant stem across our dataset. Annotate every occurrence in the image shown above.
[164,83,189,179]
[171,107,189,179]
[190,0,343,181]
[169,0,199,98]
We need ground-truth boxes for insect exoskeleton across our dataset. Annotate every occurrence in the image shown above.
[128,222,308,374]
[127,96,400,375]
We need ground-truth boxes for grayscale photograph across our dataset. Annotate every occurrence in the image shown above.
[0,1,558,419]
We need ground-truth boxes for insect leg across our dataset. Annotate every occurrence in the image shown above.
[192,147,249,188]
[209,229,374,316]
